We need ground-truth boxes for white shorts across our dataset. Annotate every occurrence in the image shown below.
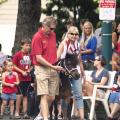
[97,89,105,98]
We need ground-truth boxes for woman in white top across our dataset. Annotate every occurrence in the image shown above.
[57,26,85,120]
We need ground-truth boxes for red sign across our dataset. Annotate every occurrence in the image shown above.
[99,0,116,20]
[99,0,116,8]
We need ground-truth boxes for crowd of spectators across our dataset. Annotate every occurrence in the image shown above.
[0,16,120,120]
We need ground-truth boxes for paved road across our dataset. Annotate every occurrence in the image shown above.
[1,101,120,120]
[0,114,34,120]
[2,114,120,120]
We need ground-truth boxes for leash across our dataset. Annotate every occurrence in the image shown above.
[63,59,78,79]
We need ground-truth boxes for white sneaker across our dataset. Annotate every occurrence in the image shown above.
[34,114,43,120]
[57,115,62,120]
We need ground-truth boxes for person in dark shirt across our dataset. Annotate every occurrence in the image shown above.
[83,55,109,98]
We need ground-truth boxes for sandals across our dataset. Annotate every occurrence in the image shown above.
[0,115,3,119]
[23,113,30,119]
[9,115,14,119]
[15,115,21,119]
[57,115,62,120]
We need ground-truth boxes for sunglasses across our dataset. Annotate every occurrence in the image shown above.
[50,27,55,30]
[69,33,79,36]
[84,27,92,29]
[95,58,100,61]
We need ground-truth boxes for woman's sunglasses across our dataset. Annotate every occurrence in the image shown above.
[69,33,79,36]
[95,58,100,61]
[50,27,55,30]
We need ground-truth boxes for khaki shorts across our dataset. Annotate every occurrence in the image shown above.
[34,66,60,96]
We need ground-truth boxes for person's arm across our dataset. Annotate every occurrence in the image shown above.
[32,34,64,71]
[26,66,33,73]
[13,65,28,76]
[86,71,95,84]
[91,70,108,86]
[13,53,28,76]
[81,49,93,54]
[92,76,108,86]
[2,73,14,87]
[81,36,97,54]
[92,76,108,85]
[86,77,93,84]
[36,55,64,71]
[112,32,117,46]
[78,53,85,77]
[14,72,20,85]
[118,75,120,82]
[97,70,109,85]
[57,42,64,60]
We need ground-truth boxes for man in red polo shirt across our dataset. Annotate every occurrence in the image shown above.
[31,16,63,120]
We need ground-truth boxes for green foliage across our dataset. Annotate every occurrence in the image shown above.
[42,0,99,42]
[116,0,120,8]
[0,0,7,4]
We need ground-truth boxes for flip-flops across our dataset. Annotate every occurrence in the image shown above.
[15,115,21,119]
[9,115,14,119]
[0,115,3,119]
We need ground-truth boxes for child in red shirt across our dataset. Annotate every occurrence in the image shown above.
[0,59,19,119]
[13,38,32,119]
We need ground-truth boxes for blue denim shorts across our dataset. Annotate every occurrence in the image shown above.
[109,92,120,103]
[1,93,16,100]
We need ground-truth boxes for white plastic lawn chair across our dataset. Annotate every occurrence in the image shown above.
[83,70,116,120]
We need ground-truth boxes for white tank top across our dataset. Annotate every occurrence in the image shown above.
[60,40,79,59]
[60,40,81,74]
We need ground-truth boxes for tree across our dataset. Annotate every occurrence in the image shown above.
[42,0,99,42]
[116,0,120,8]
[12,0,41,54]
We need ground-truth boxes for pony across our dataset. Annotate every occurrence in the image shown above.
[58,53,80,99]
[49,53,80,120]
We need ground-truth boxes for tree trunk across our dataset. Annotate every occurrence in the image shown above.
[12,0,41,54]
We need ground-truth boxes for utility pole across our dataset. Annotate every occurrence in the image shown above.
[99,0,116,71]
[102,21,112,70]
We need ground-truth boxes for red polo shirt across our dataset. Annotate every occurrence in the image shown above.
[31,28,57,65]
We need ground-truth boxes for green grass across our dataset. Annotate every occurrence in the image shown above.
[0,0,7,4]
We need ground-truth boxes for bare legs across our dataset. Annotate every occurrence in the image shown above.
[39,95,55,120]
[15,95,22,117]
[15,95,28,117]
[1,99,15,116]
[109,103,120,118]
[83,81,94,96]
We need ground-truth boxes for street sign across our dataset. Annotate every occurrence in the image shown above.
[99,0,116,20]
